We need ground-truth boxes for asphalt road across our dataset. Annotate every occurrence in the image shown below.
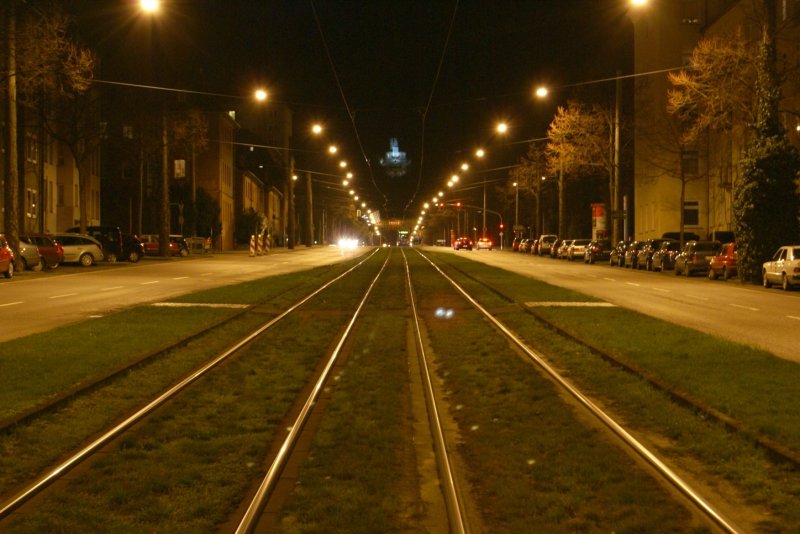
[0,247,362,343]
[436,247,800,363]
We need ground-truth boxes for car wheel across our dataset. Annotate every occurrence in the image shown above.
[49,261,59,270]
[3,262,13,279]
[16,257,27,272]
[32,257,43,272]
[79,253,94,267]
[128,250,142,263]
[762,271,770,288]
[106,252,118,263]
[708,268,717,280]
[180,248,189,257]
[722,267,729,281]
[782,273,791,291]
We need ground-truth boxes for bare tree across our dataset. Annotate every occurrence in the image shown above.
[509,143,547,238]
[546,102,612,238]
[2,1,93,259]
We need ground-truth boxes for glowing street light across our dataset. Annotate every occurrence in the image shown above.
[140,0,159,13]
[475,148,485,159]
[496,122,508,134]
[254,89,268,102]
[460,162,469,171]
[328,145,338,155]
[339,160,348,168]
[535,86,548,98]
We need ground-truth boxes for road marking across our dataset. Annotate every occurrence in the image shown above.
[603,277,616,282]
[140,281,160,285]
[651,287,671,293]
[151,302,249,309]
[172,276,189,280]
[526,301,616,307]
[101,286,124,291]
[729,303,759,312]
[50,293,78,299]
[787,315,800,321]
[0,301,23,308]
[200,272,213,276]
[625,282,641,287]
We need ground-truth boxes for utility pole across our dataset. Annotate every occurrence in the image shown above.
[305,171,313,247]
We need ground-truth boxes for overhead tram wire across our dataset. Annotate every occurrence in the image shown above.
[403,0,460,220]
[310,0,387,212]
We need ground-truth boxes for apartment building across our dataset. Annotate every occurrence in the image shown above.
[631,0,799,241]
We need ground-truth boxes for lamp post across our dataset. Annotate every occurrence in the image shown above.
[513,181,519,237]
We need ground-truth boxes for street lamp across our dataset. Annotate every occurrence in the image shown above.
[140,0,159,13]
[513,181,519,236]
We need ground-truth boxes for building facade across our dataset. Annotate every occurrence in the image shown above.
[631,0,799,241]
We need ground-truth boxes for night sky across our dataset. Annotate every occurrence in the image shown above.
[75,0,633,220]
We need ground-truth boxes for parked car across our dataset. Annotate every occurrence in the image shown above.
[140,234,190,257]
[567,239,591,261]
[636,239,670,271]
[518,238,532,253]
[65,225,144,263]
[584,239,612,264]
[14,237,41,272]
[20,234,64,269]
[52,233,105,267]
[476,237,493,250]
[609,240,628,267]
[674,240,720,276]
[550,238,564,258]
[762,245,800,290]
[651,240,681,272]
[512,237,522,251]
[557,239,573,259]
[624,240,645,269]
[0,234,14,278]
[537,234,558,256]
[453,237,473,251]
[707,242,737,280]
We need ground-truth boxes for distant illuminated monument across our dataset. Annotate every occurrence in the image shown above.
[380,138,410,178]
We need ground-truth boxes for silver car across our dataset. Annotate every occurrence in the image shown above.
[15,238,42,272]
[762,245,800,291]
[52,233,104,267]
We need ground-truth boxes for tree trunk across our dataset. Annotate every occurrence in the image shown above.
[305,171,313,247]
[159,112,170,256]
[5,0,21,259]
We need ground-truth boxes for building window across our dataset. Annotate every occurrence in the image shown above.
[684,201,700,226]
[682,150,699,176]
[25,133,38,164]
[26,188,38,218]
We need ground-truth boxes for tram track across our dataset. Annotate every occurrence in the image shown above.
[1,245,784,531]
[429,251,800,469]
[0,250,380,523]
[411,248,741,533]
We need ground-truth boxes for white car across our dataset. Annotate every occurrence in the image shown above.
[52,233,105,267]
[762,245,800,291]
[567,239,591,261]
[476,238,493,250]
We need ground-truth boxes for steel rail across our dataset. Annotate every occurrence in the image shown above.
[0,249,379,520]
[235,253,390,533]
[415,249,742,534]
[402,249,469,534]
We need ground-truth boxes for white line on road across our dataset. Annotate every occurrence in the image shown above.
[626,282,641,287]
[140,281,160,285]
[101,286,124,291]
[49,293,78,299]
[787,315,800,321]
[172,276,189,280]
[0,301,23,308]
[603,277,616,282]
[651,287,671,293]
[729,303,759,312]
